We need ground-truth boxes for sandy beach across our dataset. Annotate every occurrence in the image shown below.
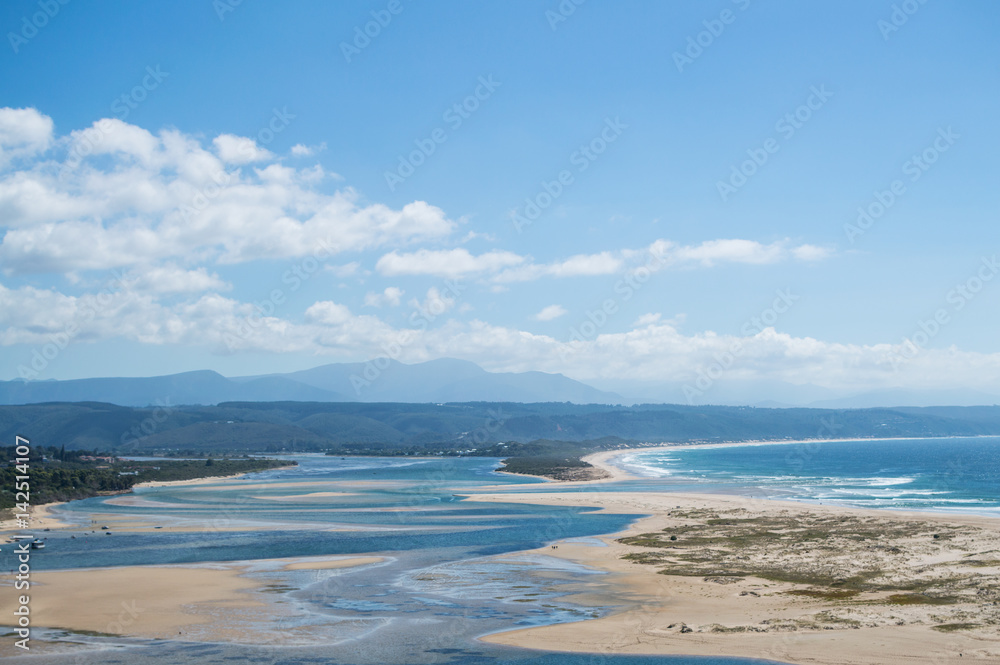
[4,447,998,663]
[0,501,75,533]
[469,469,1000,664]
[582,448,644,480]
[578,438,971,483]
[0,465,302,535]
[0,554,383,655]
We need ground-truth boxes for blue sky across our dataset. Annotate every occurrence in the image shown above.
[1,0,998,402]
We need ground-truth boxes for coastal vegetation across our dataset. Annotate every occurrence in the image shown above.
[616,506,1000,633]
[5,401,1000,483]
[498,456,609,481]
[3,402,1000,457]
[0,444,291,511]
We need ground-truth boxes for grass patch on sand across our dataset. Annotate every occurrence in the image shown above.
[788,588,861,600]
[885,593,959,606]
[618,511,991,607]
[933,623,980,632]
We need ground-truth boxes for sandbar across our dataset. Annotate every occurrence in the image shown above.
[470,489,1000,664]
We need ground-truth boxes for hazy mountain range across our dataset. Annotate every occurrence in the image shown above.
[1,358,997,408]
[0,358,621,407]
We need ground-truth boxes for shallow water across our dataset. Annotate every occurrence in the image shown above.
[6,455,788,665]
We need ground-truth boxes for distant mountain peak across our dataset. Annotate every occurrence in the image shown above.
[0,358,622,407]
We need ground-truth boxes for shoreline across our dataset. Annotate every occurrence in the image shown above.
[0,554,385,653]
[583,441,1000,520]
[472,444,1000,663]
[468,489,1000,664]
[0,465,297,535]
[2,451,997,662]
[132,463,297,489]
[583,434,1000,483]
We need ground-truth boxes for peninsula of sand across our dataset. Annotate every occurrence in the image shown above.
[473,449,1000,664]
[0,468,366,654]
[2,450,998,664]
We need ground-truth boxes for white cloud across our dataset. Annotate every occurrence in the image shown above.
[304,301,353,325]
[0,110,867,390]
[364,286,404,307]
[670,238,786,266]
[213,134,273,164]
[792,244,833,261]
[376,239,831,284]
[376,248,525,277]
[69,118,160,167]
[494,252,623,283]
[290,142,326,157]
[4,279,1000,395]
[128,264,231,294]
[0,111,456,273]
[325,262,361,278]
[639,238,831,270]
[254,163,296,184]
[0,107,53,165]
[460,230,496,243]
[410,287,456,319]
[534,305,567,321]
[633,313,662,327]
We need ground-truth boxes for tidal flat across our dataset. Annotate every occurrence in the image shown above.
[2,451,999,664]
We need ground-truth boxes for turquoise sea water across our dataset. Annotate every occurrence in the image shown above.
[4,456,788,665]
[616,436,1000,514]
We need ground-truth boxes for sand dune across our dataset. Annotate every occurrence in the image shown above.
[471,490,1000,664]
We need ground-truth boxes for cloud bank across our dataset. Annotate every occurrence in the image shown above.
[4,107,995,399]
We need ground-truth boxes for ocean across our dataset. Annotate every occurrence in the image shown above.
[615,436,1000,515]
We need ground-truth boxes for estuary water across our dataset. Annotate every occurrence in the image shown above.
[615,436,1000,515]
[4,455,788,665]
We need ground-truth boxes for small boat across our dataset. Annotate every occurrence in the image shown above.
[8,534,33,542]
[30,539,45,550]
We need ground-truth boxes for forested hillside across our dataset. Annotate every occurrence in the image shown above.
[2,401,999,455]
[0,444,291,510]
